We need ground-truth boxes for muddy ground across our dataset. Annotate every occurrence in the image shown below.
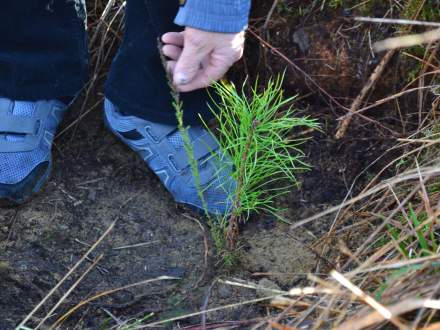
[0,2,408,329]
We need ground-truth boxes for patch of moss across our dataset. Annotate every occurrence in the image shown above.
[277,0,439,22]
[320,0,440,19]
[402,0,440,21]
[399,1,440,82]
[323,0,389,16]
[275,1,315,20]
[406,60,422,83]
[209,219,241,268]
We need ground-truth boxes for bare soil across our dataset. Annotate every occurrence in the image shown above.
[0,106,319,329]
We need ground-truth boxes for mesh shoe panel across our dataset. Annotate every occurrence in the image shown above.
[104,98,236,215]
[167,132,184,150]
[1,102,48,184]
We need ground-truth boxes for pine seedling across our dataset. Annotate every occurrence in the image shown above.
[205,76,319,248]
[159,40,318,251]
[158,40,211,220]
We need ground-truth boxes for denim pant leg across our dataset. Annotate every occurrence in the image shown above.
[0,1,211,125]
[105,0,214,126]
[0,1,89,100]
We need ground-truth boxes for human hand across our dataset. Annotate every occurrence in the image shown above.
[161,27,245,92]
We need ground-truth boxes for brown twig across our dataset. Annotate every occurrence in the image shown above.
[270,322,299,330]
[226,116,257,250]
[263,0,279,30]
[248,28,348,111]
[200,279,217,330]
[330,270,407,329]
[336,0,428,138]
[35,254,104,329]
[248,28,398,135]
[17,219,117,329]
[50,275,179,329]
[335,49,396,139]
[180,318,265,329]
[334,298,440,330]
[183,213,210,288]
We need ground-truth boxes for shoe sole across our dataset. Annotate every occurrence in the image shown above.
[105,113,234,217]
[0,161,52,207]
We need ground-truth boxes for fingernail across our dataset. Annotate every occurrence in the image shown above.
[175,72,188,85]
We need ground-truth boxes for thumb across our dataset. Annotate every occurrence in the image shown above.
[174,40,210,86]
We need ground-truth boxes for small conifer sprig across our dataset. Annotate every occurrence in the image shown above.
[205,77,319,247]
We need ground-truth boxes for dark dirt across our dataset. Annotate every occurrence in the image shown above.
[0,2,408,329]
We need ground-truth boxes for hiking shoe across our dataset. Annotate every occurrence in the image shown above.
[104,98,236,216]
[0,99,67,204]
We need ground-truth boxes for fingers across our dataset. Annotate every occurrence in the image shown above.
[162,44,182,61]
[162,28,245,92]
[175,57,231,92]
[173,34,211,86]
[161,32,184,47]
[161,33,182,79]
[166,60,177,75]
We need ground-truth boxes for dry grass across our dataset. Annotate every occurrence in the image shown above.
[132,138,440,329]
[56,0,126,139]
[234,3,440,329]
[238,1,440,329]
[273,140,440,329]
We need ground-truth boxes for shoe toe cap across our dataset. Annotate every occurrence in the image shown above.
[0,161,50,204]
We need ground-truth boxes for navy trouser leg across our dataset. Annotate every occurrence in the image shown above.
[0,1,212,125]
[105,1,214,125]
[0,1,89,100]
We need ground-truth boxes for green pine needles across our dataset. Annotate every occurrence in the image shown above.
[205,77,319,248]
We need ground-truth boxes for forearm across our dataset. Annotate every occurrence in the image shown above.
[174,0,251,33]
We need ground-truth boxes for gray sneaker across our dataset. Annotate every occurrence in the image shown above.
[0,99,67,203]
[104,98,236,215]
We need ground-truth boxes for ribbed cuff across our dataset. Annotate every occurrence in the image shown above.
[174,0,251,33]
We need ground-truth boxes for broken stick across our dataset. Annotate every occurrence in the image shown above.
[335,49,396,139]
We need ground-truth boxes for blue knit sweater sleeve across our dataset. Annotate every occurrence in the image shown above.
[174,0,251,33]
